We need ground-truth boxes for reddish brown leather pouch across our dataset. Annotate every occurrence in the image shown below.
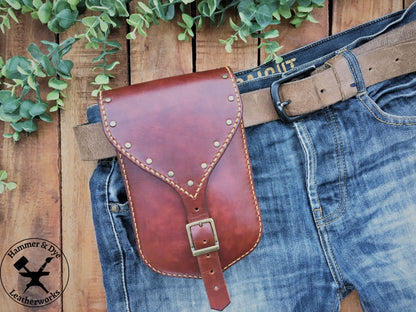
[98,67,262,311]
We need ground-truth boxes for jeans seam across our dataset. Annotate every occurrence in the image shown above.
[318,108,349,226]
[320,109,344,221]
[296,112,348,226]
[358,93,416,126]
[341,52,360,91]
[315,225,343,293]
[323,226,347,293]
[296,118,348,298]
[332,290,342,312]
[341,50,366,93]
[295,122,323,219]
[105,158,131,312]
[316,225,349,301]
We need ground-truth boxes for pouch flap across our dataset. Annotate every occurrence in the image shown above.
[99,67,241,197]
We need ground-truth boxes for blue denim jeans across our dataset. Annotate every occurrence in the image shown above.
[88,3,416,311]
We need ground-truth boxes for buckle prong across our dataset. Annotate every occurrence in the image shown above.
[270,65,316,123]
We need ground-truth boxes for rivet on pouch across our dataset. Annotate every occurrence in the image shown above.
[109,121,117,127]
[226,119,232,126]
[104,97,112,103]
[146,158,153,165]
[222,74,228,79]
[168,171,175,177]
[124,142,132,149]
[187,180,194,187]
[201,163,208,169]
[213,141,220,148]
[228,95,235,102]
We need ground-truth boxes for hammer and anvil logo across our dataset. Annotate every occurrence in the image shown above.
[0,238,69,307]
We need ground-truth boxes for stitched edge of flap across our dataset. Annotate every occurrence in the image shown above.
[98,67,242,199]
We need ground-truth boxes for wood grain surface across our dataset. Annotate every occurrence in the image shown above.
[0,13,62,312]
[0,1,412,311]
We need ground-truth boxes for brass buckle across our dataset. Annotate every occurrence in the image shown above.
[186,218,220,257]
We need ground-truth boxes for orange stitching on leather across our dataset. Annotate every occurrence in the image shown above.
[100,93,201,276]
[99,68,259,275]
[118,154,201,279]
[193,66,242,198]
[99,67,242,200]
[99,92,195,198]
[223,121,263,270]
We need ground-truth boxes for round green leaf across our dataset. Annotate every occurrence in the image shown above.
[29,101,48,117]
[0,106,21,123]
[5,0,21,10]
[6,182,17,191]
[47,90,60,101]
[94,74,109,84]
[3,56,32,80]
[182,13,194,28]
[48,77,68,90]
[166,4,175,20]
[126,32,137,40]
[39,112,53,122]
[2,98,19,113]
[21,119,38,133]
[56,9,78,30]
[38,2,53,24]
[56,59,74,78]
[177,33,187,41]
[12,131,21,141]
[19,100,35,119]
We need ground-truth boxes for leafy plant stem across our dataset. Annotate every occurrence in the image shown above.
[0,0,325,193]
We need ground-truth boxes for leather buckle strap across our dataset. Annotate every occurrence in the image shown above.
[242,38,416,126]
[270,65,317,122]
[186,218,220,257]
[186,217,230,311]
[197,251,230,311]
[181,190,232,311]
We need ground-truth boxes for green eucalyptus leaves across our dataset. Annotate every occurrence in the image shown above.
[0,0,324,142]
[0,170,16,193]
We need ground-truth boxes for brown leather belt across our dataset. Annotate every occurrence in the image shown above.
[74,23,416,161]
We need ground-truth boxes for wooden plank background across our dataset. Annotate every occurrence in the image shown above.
[0,0,412,311]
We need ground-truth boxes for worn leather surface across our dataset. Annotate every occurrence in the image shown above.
[99,67,262,310]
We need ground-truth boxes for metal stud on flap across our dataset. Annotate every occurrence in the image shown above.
[187,180,194,187]
[125,142,132,149]
[104,97,112,103]
[146,158,153,165]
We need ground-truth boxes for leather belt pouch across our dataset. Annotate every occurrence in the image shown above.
[98,67,262,311]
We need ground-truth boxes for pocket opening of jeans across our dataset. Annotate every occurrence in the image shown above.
[105,158,129,208]
[361,72,416,125]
